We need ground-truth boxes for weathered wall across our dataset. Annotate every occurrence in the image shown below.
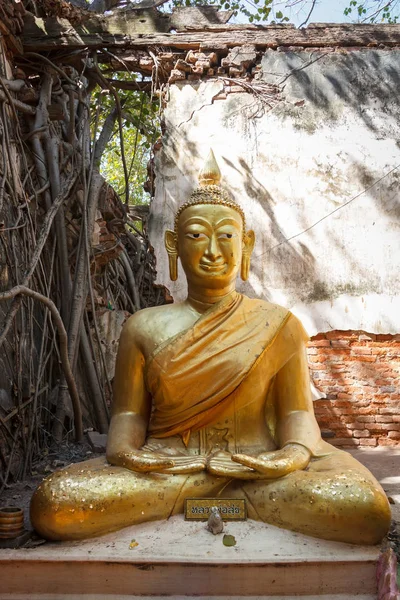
[150,48,400,336]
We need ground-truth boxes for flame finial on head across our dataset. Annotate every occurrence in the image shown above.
[174,149,246,232]
[198,149,221,187]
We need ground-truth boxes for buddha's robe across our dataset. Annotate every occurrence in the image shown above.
[30,293,391,543]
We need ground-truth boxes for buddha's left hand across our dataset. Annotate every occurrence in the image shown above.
[208,444,311,479]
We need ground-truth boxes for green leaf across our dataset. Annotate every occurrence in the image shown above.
[223,534,236,547]
[276,10,283,18]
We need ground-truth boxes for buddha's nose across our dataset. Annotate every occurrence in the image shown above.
[205,234,222,260]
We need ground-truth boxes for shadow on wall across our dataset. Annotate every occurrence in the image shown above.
[223,152,398,306]
[263,49,400,135]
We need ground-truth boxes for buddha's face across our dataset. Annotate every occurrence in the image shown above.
[169,203,253,290]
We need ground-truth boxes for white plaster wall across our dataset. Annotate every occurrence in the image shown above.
[149,50,400,335]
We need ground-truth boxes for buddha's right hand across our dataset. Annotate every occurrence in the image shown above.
[109,449,175,473]
[157,455,207,474]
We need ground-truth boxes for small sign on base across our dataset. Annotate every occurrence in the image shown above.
[184,498,246,521]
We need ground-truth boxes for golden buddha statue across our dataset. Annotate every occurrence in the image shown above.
[30,151,391,544]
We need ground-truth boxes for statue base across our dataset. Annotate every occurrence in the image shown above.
[0,515,379,598]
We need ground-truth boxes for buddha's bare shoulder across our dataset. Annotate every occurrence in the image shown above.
[120,302,194,353]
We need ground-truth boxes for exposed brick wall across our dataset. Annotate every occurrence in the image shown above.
[308,331,400,448]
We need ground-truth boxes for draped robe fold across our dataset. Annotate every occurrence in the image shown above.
[146,291,316,449]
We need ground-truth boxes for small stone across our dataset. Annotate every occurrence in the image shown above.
[206,507,224,535]
[87,431,107,453]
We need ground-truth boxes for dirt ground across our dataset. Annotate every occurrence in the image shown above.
[0,438,97,532]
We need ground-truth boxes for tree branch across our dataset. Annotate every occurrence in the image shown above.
[299,0,317,28]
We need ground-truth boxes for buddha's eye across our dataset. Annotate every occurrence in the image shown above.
[186,232,206,239]
[218,233,236,239]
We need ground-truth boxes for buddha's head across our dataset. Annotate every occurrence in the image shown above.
[165,150,255,290]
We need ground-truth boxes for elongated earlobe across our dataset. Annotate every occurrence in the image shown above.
[241,230,255,282]
[241,254,250,281]
[165,230,179,282]
[168,254,178,281]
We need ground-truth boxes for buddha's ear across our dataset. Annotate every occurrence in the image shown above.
[165,230,179,282]
[243,230,255,255]
[165,230,178,255]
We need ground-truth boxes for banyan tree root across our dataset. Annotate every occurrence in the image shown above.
[0,285,83,441]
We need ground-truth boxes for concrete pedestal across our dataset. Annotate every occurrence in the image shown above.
[0,515,379,599]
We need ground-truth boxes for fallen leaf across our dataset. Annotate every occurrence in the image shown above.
[222,534,236,547]
[129,539,139,549]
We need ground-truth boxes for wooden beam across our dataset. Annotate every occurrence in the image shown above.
[21,17,400,55]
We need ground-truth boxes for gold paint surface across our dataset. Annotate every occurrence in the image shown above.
[30,154,391,545]
[185,498,246,521]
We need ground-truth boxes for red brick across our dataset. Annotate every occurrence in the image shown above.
[313,399,331,408]
[307,348,319,355]
[368,423,400,431]
[351,346,373,355]
[326,331,358,340]
[375,415,396,423]
[310,333,327,341]
[358,407,375,415]
[358,386,376,394]
[336,393,352,399]
[355,416,376,422]
[354,400,373,407]
[388,431,400,440]
[329,438,360,446]
[330,400,353,407]
[309,356,328,363]
[345,422,372,430]
[331,340,350,348]
[379,407,400,414]
[328,423,351,432]
[376,334,395,341]
[347,356,377,362]
[378,438,400,446]
[358,334,376,341]
[353,429,371,438]
[308,340,331,347]
[359,438,378,447]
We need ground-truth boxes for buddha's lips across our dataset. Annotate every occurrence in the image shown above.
[200,262,226,272]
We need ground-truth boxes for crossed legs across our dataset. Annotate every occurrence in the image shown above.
[31,450,390,544]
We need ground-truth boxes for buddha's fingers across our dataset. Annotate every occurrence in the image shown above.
[231,454,291,478]
[207,457,261,480]
[127,455,175,473]
[159,457,207,474]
